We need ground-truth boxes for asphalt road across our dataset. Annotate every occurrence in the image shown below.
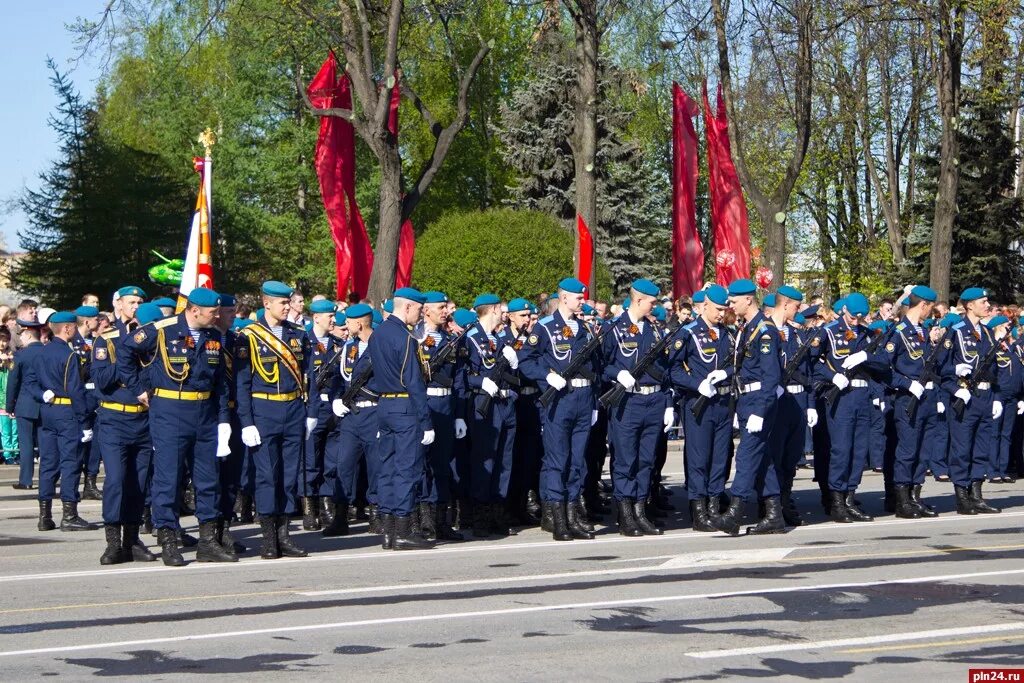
[0,459,1022,681]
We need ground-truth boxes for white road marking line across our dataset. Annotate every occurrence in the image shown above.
[688,622,1024,659]
[1,567,1022,658]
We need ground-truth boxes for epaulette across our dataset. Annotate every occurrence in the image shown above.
[154,317,177,330]
[539,315,555,325]
[952,321,966,330]
[825,320,840,329]
[683,321,699,332]
[100,330,120,340]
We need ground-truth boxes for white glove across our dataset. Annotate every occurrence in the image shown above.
[216,423,231,458]
[993,401,1003,420]
[807,408,818,427]
[305,417,318,439]
[1017,401,1024,415]
[80,429,93,443]
[955,363,973,377]
[663,408,675,433]
[332,399,350,417]
[591,410,599,426]
[707,369,728,385]
[872,397,880,407]
[745,414,764,433]
[454,418,467,439]
[832,374,850,390]
[842,350,868,369]
[421,429,435,445]
[501,345,519,370]
[319,393,329,402]
[733,414,739,429]
[954,388,971,405]
[616,369,637,390]
[42,390,54,404]
[775,385,784,399]
[241,425,262,448]
[908,380,925,399]
[697,378,716,398]
[879,401,886,412]
[937,402,945,414]
[481,377,499,397]
[546,372,567,391]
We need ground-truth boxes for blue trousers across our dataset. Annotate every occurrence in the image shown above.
[332,406,379,507]
[148,397,221,529]
[681,395,732,499]
[469,394,516,503]
[539,388,593,503]
[376,398,425,517]
[824,388,872,492]
[303,414,337,497]
[510,394,543,503]
[868,400,886,470]
[16,415,38,487]
[768,391,805,495]
[218,416,244,518]
[249,398,304,516]
[925,403,950,477]
[947,390,995,488]
[992,410,1016,477]
[730,393,779,500]
[607,392,662,501]
[97,409,151,525]
[892,394,934,486]
[422,395,456,504]
[37,406,82,503]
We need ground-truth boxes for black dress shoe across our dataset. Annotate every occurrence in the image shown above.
[12,483,34,490]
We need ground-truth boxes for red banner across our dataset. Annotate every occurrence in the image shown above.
[672,82,704,299]
[387,74,415,289]
[576,214,594,293]
[702,80,751,286]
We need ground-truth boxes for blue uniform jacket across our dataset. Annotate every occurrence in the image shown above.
[519,310,602,390]
[939,318,999,399]
[234,316,312,427]
[666,317,733,398]
[332,337,376,403]
[733,311,782,418]
[5,342,45,419]
[812,317,890,389]
[885,317,933,394]
[367,316,431,432]
[600,313,669,407]
[91,328,145,407]
[30,337,92,427]
[306,330,340,420]
[994,336,1023,404]
[457,322,518,401]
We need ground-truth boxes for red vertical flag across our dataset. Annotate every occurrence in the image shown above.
[702,80,751,285]
[576,214,595,293]
[387,73,415,289]
[672,82,704,299]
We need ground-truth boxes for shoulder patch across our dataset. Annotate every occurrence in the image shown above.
[674,339,683,350]
[94,346,107,361]
[885,342,895,353]
[944,339,952,349]
[154,317,177,330]
[133,330,147,343]
[528,334,539,346]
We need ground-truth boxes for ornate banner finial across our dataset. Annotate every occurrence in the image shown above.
[198,128,217,156]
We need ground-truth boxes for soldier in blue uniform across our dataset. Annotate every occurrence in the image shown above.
[229,317,257,525]
[113,286,146,336]
[236,281,314,558]
[449,307,477,528]
[668,284,732,532]
[368,288,435,550]
[940,288,1002,514]
[7,318,45,494]
[213,295,246,555]
[506,298,543,526]
[992,316,1023,483]
[119,288,235,566]
[301,298,340,531]
[93,303,162,564]
[32,311,97,533]
[927,314,960,483]
[72,305,103,500]
[519,278,601,542]
[713,279,784,536]
[600,279,672,537]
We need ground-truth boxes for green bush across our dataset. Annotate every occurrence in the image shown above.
[413,208,612,306]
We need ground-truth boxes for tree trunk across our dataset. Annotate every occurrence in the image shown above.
[369,147,403,303]
[569,0,599,290]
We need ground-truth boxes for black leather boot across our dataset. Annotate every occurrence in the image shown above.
[100,524,126,565]
[276,516,308,557]
[176,528,198,548]
[301,497,321,531]
[540,500,555,532]
[490,503,518,536]
[690,497,716,532]
[394,514,435,550]
[820,489,832,514]
[830,490,854,523]
[158,528,186,566]
[565,500,595,539]
[712,495,744,536]
[259,516,279,559]
[435,504,464,541]
[895,485,922,519]
[196,520,238,562]
[574,499,596,531]
[141,507,153,535]
[367,503,382,535]
[234,492,254,524]
[970,481,1000,514]
[472,502,491,538]
[525,489,541,522]
[322,504,350,537]
[780,491,803,526]
[419,502,438,542]
[82,474,102,500]
[60,501,96,531]
[912,484,938,517]
[883,483,896,514]
[747,496,786,535]
[616,498,643,537]
[320,497,336,527]
[844,491,874,522]
[123,524,158,562]
[550,502,573,541]
[633,499,663,535]
[218,519,245,555]
[37,500,56,531]
[954,485,977,514]
[381,514,396,550]
[182,482,196,516]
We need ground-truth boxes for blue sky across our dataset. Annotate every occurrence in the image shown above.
[0,1,106,252]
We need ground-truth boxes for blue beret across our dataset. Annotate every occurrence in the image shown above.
[334,312,347,326]
[382,299,394,313]
[777,284,804,302]
[231,318,253,331]
[557,277,588,294]
[960,287,987,302]
[622,297,631,310]
[631,279,660,297]
[831,298,846,314]
[704,284,728,306]
[547,293,558,302]
[473,293,501,308]
[507,298,531,313]
[939,312,962,328]
[868,320,890,332]
[845,292,870,316]
[802,304,820,319]
[794,313,806,325]
[74,306,99,318]
[48,311,77,324]
[117,285,147,299]
[452,308,477,328]
[218,294,236,307]
[652,305,667,322]
[135,303,165,326]
[309,300,337,314]
[986,315,1009,329]
[691,290,706,303]
[371,310,384,326]
[762,294,777,308]
[899,296,910,306]
[152,297,177,308]
[727,279,756,296]
[346,303,373,319]
[261,280,293,298]
[393,287,426,304]
[922,318,935,329]
[304,322,314,334]
[911,285,937,302]
[187,288,221,307]
[423,291,448,305]
[256,308,265,319]
[529,303,538,314]
[582,304,596,316]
